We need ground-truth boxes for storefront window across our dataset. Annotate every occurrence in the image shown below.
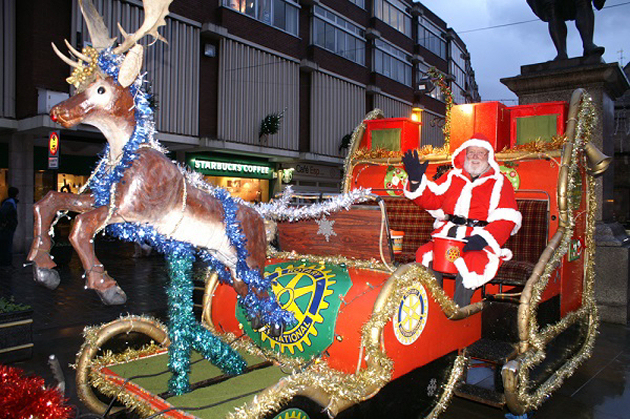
[34,171,90,201]
[57,173,89,194]
[203,175,270,203]
[0,169,7,200]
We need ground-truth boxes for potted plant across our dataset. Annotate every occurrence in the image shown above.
[0,297,34,363]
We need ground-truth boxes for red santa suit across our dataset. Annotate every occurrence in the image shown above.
[403,137,522,289]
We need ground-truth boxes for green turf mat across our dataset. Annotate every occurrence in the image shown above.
[109,350,287,418]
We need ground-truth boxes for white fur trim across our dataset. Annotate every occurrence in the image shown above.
[454,250,502,289]
[427,208,446,220]
[487,208,523,235]
[489,173,503,213]
[433,219,447,230]
[426,170,456,196]
[454,182,474,217]
[455,225,469,239]
[500,248,513,261]
[403,173,429,200]
[421,250,433,267]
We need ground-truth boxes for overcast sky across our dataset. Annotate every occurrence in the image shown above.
[421,0,630,104]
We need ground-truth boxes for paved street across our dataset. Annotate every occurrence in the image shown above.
[1,241,629,419]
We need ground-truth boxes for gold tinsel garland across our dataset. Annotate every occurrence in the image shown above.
[427,67,453,148]
[66,45,100,90]
[89,344,169,419]
[498,135,567,155]
[351,143,451,162]
[511,93,600,412]
[267,249,392,273]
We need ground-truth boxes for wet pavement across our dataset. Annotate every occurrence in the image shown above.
[1,241,629,419]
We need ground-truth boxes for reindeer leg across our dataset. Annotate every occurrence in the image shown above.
[69,206,127,305]
[27,191,95,290]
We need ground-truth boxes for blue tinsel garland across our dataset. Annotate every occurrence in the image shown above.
[166,252,246,394]
[83,49,292,393]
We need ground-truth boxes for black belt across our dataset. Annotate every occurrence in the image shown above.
[445,214,488,227]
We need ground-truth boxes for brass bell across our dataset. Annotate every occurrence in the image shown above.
[584,142,611,177]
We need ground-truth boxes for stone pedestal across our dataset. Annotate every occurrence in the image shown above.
[594,222,630,324]
[502,61,630,324]
[501,62,628,221]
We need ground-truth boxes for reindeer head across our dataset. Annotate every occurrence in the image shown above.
[50,73,135,133]
[50,0,171,151]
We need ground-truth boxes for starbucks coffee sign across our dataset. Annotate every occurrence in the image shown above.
[188,156,274,179]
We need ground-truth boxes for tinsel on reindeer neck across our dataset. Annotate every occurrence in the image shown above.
[89,48,163,208]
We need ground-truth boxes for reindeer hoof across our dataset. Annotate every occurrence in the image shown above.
[95,285,127,306]
[249,316,264,331]
[32,265,61,290]
[267,322,284,339]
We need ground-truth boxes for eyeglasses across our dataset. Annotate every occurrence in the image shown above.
[466,150,488,159]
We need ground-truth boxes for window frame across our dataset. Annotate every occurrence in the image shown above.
[312,5,367,66]
[223,0,300,36]
[374,0,412,37]
[373,38,412,86]
[418,17,447,59]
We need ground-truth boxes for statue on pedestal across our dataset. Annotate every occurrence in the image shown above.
[526,0,606,61]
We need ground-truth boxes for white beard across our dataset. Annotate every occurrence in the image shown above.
[464,159,490,178]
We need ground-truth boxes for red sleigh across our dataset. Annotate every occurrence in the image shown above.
[76,88,607,419]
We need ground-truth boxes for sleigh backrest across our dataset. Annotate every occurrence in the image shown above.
[276,204,395,264]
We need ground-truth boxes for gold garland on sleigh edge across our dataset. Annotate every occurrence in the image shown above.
[511,93,599,412]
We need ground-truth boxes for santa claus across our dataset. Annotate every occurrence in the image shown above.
[402,135,522,307]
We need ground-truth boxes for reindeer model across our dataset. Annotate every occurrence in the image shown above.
[27,0,288,337]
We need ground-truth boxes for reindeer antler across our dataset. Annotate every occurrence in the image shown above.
[113,0,173,55]
[52,0,172,90]
[79,0,115,51]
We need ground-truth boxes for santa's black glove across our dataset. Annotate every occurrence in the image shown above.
[402,150,428,192]
[463,235,488,252]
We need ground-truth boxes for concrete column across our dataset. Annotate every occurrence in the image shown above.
[8,132,35,254]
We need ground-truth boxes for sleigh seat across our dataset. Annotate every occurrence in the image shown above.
[376,195,549,291]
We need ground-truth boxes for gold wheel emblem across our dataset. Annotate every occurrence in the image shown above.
[445,246,460,262]
[393,285,429,345]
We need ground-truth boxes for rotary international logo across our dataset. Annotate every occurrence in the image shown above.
[237,262,352,359]
[393,285,429,345]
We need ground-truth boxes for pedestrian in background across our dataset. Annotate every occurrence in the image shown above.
[0,187,19,268]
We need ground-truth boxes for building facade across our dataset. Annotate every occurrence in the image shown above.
[0,0,479,252]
